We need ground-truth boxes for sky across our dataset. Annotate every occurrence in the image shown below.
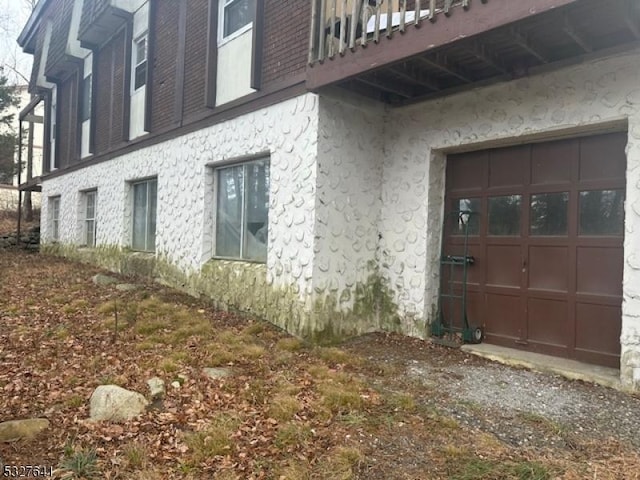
[0,0,35,85]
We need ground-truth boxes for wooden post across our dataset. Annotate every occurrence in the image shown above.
[429,0,436,22]
[329,0,337,58]
[415,0,421,27]
[361,1,369,46]
[373,1,381,42]
[309,0,319,64]
[400,0,407,32]
[16,120,22,244]
[339,0,347,54]
[319,0,327,61]
[386,0,393,38]
[349,0,358,49]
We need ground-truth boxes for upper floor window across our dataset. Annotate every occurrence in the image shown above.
[215,158,269,262]
[219,0,255,43]
[133,34,148,91]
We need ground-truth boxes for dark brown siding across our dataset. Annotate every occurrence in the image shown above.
[56,72,79,167]
[262,0,310,85]
[93,28,127,155]
[111,30,126,146]
[183,0,208,119]
[150,0,179,131]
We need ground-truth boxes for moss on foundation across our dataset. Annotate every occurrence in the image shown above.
[41,243,424,342]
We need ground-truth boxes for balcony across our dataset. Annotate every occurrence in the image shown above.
[307,0,640,105]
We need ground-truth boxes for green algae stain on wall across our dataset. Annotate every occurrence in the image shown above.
[41,244,423,341]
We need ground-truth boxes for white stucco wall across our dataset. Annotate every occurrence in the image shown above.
[41,94,319,300]
[314,96,384,306]
[382,48,640,387]
[216,29,256,106]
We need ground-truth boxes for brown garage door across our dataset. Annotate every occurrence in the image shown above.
[444,132,626,368]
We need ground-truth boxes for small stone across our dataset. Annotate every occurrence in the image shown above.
[92,274,118,286]
[116,283,138,292]
[89,385,148,422]
[147,377,165,399]
[203,367,233,380]
[0,419,50,443]
[171,381,181,389]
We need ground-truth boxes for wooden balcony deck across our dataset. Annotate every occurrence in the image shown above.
[307,0,640,105]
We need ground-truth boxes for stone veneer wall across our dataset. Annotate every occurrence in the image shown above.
[41,94,321,335]
[381,48,640,389]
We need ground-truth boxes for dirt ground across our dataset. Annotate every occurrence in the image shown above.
[1,250,639,479]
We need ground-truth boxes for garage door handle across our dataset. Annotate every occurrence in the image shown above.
[522,259,527,272]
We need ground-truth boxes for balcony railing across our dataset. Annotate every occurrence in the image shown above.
[308,0,483,65]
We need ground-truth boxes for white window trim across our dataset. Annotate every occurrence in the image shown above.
[50,196,61,242]
[131,177,157,252]
[213,157,269,263]
[131,32,148,94]
[217,0,254,46]
[84,190,97,247]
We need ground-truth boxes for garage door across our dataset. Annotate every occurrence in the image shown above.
[444,132,626,368]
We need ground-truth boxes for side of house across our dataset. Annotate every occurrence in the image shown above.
[18,0,640,389]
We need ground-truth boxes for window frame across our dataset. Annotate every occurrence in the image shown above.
[83,190,97,247]
[218,0,255,46]
[50,196,61,242]
[132,32,148,93]
[213,157,269,263]
[131,177,157,252]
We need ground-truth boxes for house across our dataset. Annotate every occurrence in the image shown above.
[16,0,640,390]
[0,85,43,211]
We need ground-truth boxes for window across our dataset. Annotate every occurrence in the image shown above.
[132,178,157,252]
[579,189,624,236]
[133,34,148,91]
[50,196,61,241]
[220,0,255,42]
[215,158,269,262]
[530,192,569,236]
[81,74,92,122]
[450,198,480,236]
[488,195,522,236]
[84,190,97,247]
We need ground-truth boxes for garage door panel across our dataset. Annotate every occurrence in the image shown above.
[576,247,623,296]
[579,133,626,182]
[486,245,521,288]
[442,244,484,285]
[448,151,487,192]
[531,139,576,185]
[440,291,484,331]
[488,145,528,187]
[528,246,569,292]
[527,298,568,347]
[575,303,621,358]
[486,294,521,339]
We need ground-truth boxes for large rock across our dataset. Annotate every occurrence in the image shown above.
[203,367,233,380]
[147,377,165,399]
[0,419,49,442]
[89,385,148,422]
[92,274,118,286]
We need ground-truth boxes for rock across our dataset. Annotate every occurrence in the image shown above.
[116,283,138,292]
[92,274,118,286]
[0,419,49,443]
[171,381,181,389]
[203,367,233,380]
[147,377,165,399]
[89,385,148,422]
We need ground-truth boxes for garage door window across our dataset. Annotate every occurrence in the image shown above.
[530,192,569,236]
[488,195,521,236]
[451,198,480,235]
[579,189,624,236]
